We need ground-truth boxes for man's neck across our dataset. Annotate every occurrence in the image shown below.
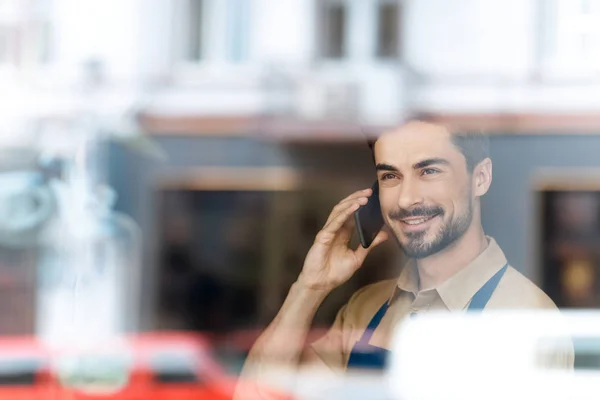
[415,226,489,291]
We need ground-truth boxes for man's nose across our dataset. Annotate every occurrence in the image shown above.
[397,177,423,209]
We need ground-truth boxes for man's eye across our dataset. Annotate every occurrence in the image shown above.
[422,168,440,176]
[381,173,396,180]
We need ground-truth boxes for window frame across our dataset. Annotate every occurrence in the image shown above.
[170,0,257,86]
[539,0,600,80]
[0,0,54,71]
[374,0,401,60]
[317,0,349,61]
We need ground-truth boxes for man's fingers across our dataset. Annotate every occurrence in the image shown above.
[316,201,362,244]
[332,212,357,246]
[324,197,369,228]
[353,230,389,262]
[340,188,372,203]
[324,188,372,225]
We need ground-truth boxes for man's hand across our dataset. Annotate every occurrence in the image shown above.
[297,188,388,292]
[235,189,388,399]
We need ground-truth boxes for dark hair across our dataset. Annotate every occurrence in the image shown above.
[367,139,376,164]
[450,129,490,172]
[368,126,490,173]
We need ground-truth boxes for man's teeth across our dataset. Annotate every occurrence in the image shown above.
[403,216,433,225]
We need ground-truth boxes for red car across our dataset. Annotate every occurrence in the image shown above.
[0,332,293,400]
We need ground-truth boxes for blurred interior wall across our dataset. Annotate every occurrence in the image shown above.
[108,132,600,328]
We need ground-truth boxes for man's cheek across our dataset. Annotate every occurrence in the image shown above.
[379,189,398,208]
[378,198,393,217]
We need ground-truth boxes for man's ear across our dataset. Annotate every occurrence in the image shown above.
[473,158,492,197]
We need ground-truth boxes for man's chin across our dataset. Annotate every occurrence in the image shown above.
[399,229,432,244]
[394,234,437,259]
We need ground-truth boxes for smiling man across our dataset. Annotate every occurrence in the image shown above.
[234,121,572,399]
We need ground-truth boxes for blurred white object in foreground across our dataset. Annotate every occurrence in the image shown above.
[387,310,600,400]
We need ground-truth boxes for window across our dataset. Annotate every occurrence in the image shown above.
[0,0,53,67]
[152,369,198,383]
[185,0,204,61]
[538,188,600,308]
[543,0,600,76]
[376,0,400,59]
[320,0,347,59]
[149,349,200,384]
[580,0,600,15]
[572,336,600,370]
[0,356,44,385]
[226,0,250,63]
[180,0,250,64]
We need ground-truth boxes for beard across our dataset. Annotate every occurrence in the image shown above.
[388,196,473,259]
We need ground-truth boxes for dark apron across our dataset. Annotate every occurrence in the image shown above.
[346,263,509,370]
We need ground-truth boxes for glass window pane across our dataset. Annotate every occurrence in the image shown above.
[376,2,400,59]
[149,349,200,383]
[227,0,250,63]
[321,2,346,59]
[0,356,43,386]
[187,0,203,61]
[38,20,52,63]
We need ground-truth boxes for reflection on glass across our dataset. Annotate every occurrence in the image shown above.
[56,350,132,393]
[149,349,200,383]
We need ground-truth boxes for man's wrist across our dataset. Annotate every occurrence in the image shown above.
[291,280,331,304]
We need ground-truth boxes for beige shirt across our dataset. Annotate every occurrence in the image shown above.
[310,237,574,370]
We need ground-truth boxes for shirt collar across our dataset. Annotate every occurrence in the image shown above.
[391,236,508,311]
[396,259,419,295]
[387,259,419,305]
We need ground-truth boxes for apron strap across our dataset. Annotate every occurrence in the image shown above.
[355,263,508,345]
[467,263,508,311]
[356,301,389,345]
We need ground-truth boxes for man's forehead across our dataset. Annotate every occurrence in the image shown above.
[374,121,458,163]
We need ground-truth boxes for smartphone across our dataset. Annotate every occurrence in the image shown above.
[354,181,385,248]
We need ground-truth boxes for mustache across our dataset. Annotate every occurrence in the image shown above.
[389,205,444,220]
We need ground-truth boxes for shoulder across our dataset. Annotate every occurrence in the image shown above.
[489,265,558,310]
[348,279,397,307]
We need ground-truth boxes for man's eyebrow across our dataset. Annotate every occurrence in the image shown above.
[413,158,450,169]
[375,163,398,172]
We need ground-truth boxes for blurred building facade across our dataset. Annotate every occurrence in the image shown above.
[4,0,600,334]
[4,0,600,123]
[142,0,600,130]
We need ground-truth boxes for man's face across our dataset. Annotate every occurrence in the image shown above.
[373,122,476,259]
